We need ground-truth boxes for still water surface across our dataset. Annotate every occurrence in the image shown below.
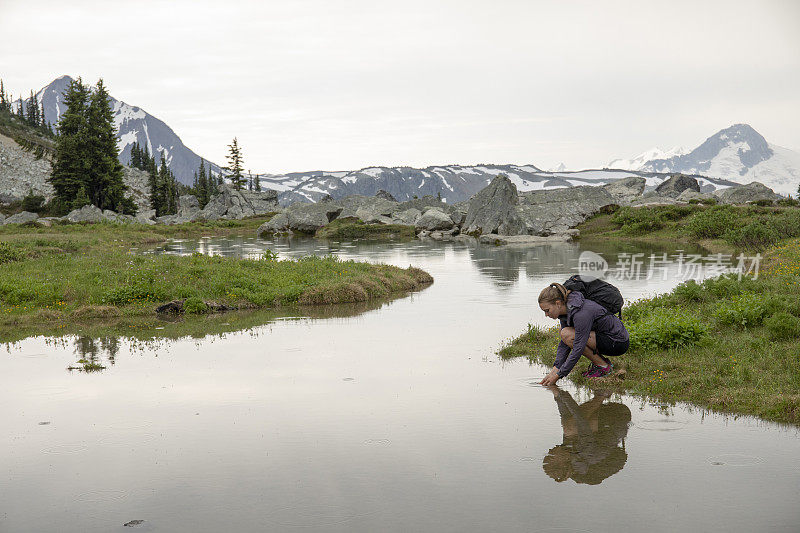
[2,237,798,532]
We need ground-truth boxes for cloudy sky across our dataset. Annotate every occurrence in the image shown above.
[1,0,798,173]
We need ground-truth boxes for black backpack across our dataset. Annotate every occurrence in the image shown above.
[563,275,624,319]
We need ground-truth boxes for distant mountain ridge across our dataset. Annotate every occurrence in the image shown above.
[260,164,738,206]
[15,75,220,185]
[609,124,800,196]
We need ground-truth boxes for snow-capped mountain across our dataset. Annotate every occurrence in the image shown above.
[547,162,568,172]
[607,146,686,171]
[610,124,799,196]
[16,75,220,185]
[259,164,736,206]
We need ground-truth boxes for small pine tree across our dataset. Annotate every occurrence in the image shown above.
[224,137,245,190]
[254,173,261,192]
[71,187,91,210]
[197,159,209,207]
[0,79,7,112]
[147,153,159,214]
[16,94,25,120]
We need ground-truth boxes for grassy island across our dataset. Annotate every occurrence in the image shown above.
[315,217,416,240]
[0,218,433,333]
[502,204,800,426]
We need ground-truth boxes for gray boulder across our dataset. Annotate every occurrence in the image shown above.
[0,213,5,223]
[257,213,290,236]
[375,189,397,202]
[392,208,421,226]
[462,175,524,235]
[655,174,700,198]
[602,176,646,204]
[355,207,393,224]
[338,195,398,219]
[677,189,713,202]
[178,195,200,217]
[715,182,781,204]
[516,186,617,235]
[199,185,280,220]
[136,209,157,225]
[242,189,280,215]
[286,202,343,233]
[415,208,455,231]
[3,211,39,225]
[66,205,103,223]
[630,196,680,206]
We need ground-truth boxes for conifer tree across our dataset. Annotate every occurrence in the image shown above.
[0,79,7,112]
[224,137,245,190]
[147,153,160,214]
[197,159,210,207]
[254,173,261,192]
[86,79,127,210]
[26,91,39,126]
[49,78,90,208]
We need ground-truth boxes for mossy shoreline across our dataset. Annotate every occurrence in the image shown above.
[500,222,800,426]
[0,218,433,337]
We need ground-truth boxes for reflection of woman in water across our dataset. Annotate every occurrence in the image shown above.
[542,388,631,485]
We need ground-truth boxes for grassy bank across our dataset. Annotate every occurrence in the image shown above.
[577,203,800,252]
[500,238,800,426]
[0,220,433,332]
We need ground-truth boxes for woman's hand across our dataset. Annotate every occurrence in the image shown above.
[540,368,561,386]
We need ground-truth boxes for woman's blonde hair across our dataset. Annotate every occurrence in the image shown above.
[539,282,569,304]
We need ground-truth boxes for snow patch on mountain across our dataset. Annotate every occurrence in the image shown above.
[607,146,686,171]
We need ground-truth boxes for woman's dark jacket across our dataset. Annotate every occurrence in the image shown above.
[554,291,629,377]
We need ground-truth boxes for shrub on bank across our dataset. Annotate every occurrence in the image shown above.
[627,308,708,350]
[0,242,24,264]
[686,205,741,239]
[764,312,800,341]
[713,293,768,327]
[723,220,780,249]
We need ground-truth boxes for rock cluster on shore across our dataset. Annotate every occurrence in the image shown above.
[0,156,784,245]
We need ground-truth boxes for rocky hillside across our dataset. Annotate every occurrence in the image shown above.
[0,132,151,210]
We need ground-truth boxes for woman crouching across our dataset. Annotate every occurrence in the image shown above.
[538,282,629,386]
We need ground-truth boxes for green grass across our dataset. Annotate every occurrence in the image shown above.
[499,239,800,425]
[0,220,433,333]
[315,217,415,240]
[578,204,800,252]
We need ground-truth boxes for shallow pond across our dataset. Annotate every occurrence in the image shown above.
[2,237,798,532]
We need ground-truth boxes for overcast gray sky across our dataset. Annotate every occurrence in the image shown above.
[1,0,798,172]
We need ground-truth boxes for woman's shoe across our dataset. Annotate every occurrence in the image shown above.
[586,363,613,378]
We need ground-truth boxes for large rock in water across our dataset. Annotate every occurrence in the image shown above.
[415,208,455,231]
[66,205,103,223]
[715,182,781,204]
[655,174,700,198]
[257,212,290,236]
[462,175,524,235]
[286,202,343,233]
[3,211,39,225]
[516,186,617,235]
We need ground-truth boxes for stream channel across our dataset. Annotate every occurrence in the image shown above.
[2,236,798,532]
